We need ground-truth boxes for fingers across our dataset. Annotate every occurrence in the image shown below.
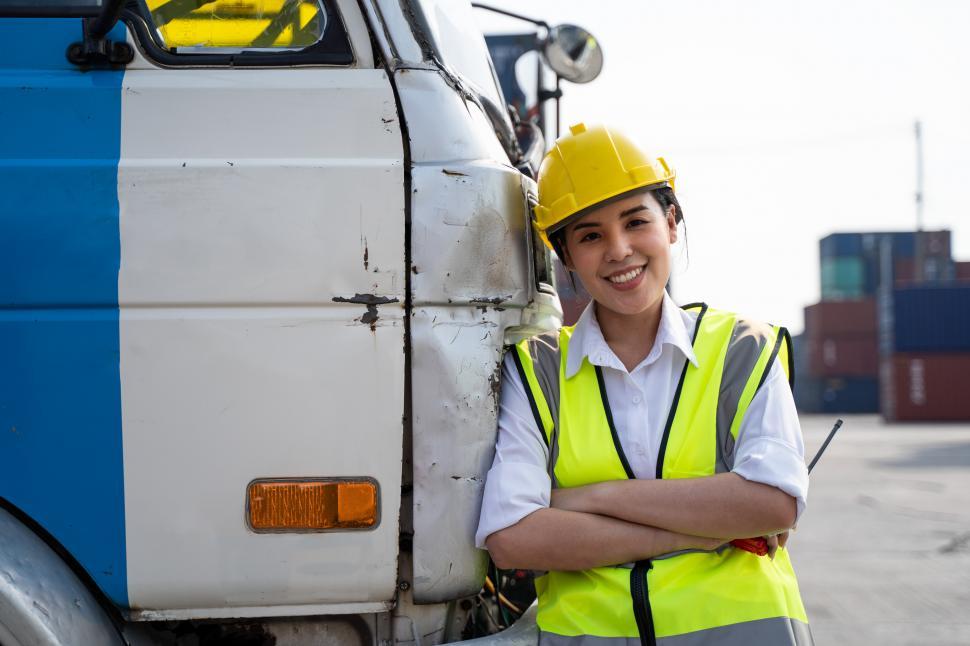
[778,530,790,549]
[766,534,779,560]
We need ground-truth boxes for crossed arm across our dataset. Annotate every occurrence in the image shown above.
[485,473,796,571]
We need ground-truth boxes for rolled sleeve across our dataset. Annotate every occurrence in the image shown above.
[475,461,551,548]
[733,436,809,521]
[475,353,552,548]
[732,360,809,521]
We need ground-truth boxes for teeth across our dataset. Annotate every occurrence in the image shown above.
[608,266,644,284]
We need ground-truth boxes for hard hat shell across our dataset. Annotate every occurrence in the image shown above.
[534,123,675,248]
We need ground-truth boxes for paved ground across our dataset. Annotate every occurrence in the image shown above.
[792,415,970,645]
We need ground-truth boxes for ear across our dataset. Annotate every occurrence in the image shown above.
[560,241,576,271]
[666,206,678,244]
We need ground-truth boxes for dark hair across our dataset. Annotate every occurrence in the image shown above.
[549,186,687,264]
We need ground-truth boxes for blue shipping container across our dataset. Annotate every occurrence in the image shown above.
[893,285,970,352]
[820,233,863,258]
[821,231,918,259]
[795,376,879,414]
[864,232,916,258]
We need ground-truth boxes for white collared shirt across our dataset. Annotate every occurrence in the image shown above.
[475,291,809,548]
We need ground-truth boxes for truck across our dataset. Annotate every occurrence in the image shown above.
[0,0,602,643]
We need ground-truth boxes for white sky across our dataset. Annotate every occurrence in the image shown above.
[474,0,970,333]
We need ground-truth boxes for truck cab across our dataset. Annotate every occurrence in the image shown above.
[0,0,601,644]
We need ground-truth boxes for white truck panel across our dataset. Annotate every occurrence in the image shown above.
[118,66,406,614]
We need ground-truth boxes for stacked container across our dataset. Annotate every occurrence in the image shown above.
[956,261,970,282]
[820,231,956,298]
[795,299,880,413]
[797,230,960,416]
[880,285,970,421]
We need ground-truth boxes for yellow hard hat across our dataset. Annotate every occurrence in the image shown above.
[534,123,675,248]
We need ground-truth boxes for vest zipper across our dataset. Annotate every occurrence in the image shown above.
[630,559,656,646]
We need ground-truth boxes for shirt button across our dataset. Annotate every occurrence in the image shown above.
[632,395,642,404]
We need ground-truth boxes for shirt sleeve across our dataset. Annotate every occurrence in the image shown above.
[732,358,810,522]
[474,352,552,549]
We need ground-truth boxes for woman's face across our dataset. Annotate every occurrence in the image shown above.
[561,191,678,317]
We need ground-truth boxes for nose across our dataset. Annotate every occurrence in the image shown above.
[604,230,633,263]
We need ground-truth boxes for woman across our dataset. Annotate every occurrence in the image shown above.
[476,123,812,645]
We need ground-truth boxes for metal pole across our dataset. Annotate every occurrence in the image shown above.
[915,120,924,232]
[536,51,545,138]
[555,76,561,140]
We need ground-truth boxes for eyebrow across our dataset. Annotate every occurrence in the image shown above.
[619,205,649,217]
[570,204,650,233]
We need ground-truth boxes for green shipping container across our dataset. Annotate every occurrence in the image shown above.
[821,256,866,299]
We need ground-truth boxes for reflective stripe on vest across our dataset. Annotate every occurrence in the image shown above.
[512,304,811,646]
[540,616,813,645]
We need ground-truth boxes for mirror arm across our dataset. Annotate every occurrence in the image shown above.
[67,0,134,67]
[470,3,549,29]
[537,87,563,103]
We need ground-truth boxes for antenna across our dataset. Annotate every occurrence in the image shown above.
[915,119,924,232]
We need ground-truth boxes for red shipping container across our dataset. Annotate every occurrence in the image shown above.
[894,258,915,286]
[804,299,877,336]
[883,353,970,421]
[916,230,951,258]
[806,334,879,377]
[956,261,970,282]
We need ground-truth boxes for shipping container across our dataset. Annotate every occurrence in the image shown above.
[795,375,879,414]
[821,231,918,260]
[894,258,915,285]
[792,333,808,378]
[820,233,864,258]
[804,299,876,335]
[916,229,951,258]
[957,261,970,282]
[893,285,970,352]
[913,255,955,283]
[805,335,879,377]
[820,231,951,297]
[820,256,866,300]
[882,353,970,421]
[863,231,918,259]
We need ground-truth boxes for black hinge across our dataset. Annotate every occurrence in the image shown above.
[630,559,656,646]
[66,0,134,68]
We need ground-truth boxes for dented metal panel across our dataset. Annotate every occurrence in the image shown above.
[411,163,531,307]
[396,57,541,601]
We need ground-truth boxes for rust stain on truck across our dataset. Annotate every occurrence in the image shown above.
[333,294,400,331]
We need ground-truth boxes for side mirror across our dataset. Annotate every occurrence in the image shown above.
[542,24,603,84]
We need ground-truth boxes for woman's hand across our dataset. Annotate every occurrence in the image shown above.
[766,530,791,559]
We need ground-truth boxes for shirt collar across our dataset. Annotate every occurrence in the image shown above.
[565,291,699,378]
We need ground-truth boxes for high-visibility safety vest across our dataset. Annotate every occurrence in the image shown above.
[510,304,813,646]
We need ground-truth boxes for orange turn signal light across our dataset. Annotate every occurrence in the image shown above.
[247,478,379,532]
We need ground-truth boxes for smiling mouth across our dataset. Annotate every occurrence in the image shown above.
[606,265,646,285]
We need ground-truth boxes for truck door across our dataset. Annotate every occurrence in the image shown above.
[0,0,406,619]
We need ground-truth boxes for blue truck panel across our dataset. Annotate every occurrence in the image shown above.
[0,19,128,605]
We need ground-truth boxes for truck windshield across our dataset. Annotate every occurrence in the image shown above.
[412,0,520,163]
[413,0,507,117]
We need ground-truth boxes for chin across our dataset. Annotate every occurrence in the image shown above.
[594,288,663,318]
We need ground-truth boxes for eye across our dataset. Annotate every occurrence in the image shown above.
[579,231,601,243]
[627,218,650,228]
